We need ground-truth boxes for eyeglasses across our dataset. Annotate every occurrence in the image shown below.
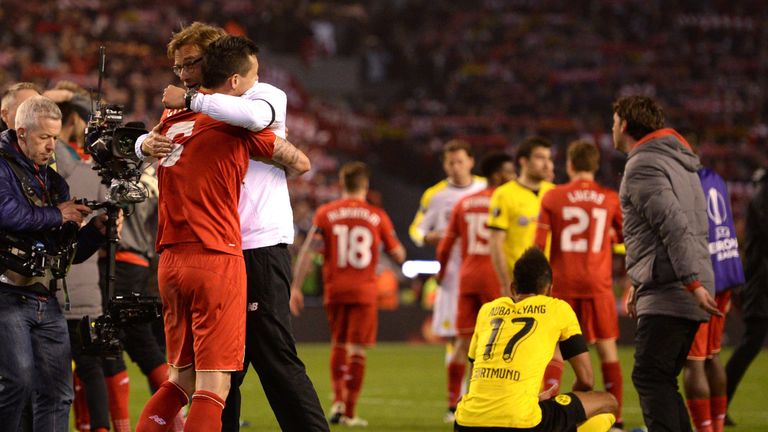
[172,57,203,76]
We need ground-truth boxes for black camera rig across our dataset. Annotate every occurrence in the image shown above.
[77,47,161,358]
[0,222,79,280]
[84,47,148,206]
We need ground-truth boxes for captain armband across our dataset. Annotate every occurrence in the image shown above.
[559,334,588,360]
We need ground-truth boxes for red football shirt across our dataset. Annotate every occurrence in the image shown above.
[313,197,401,305]
[535,180,622,297]
[156,108,276,255]
[437,188,501,295]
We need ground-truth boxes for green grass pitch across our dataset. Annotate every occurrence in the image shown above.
[110,344,767,431]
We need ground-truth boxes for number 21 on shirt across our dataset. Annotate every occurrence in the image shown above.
[560,206,606,253]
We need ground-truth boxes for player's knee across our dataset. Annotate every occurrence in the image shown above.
[169,366,196,396]
[347,344,366,357]
[601,391,618,416]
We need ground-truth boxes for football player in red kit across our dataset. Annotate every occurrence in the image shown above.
[292,162,406,427]
[535,140,625,428]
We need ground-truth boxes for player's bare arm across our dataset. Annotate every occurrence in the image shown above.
[388,245,407,265]
[489,229,511,295]
[290,225,323,316]
[566,351,594,392]
[271,136,310,178]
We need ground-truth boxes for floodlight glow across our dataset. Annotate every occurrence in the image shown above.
[401,260,441,278]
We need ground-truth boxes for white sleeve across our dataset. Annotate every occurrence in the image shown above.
[134,133,149,160]
[191,92,276,132]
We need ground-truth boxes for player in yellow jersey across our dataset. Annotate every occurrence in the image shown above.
[455,248,618,432]
[487,137,566,397]
[488,137,555,294]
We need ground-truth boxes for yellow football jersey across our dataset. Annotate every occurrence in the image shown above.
[488,180,554,273]
[455,295,582,428]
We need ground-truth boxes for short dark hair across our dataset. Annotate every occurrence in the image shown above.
[202,35,260,88]
[567,140,599,173]
[442,139,473,159]
[340,161,370,192]
[513,247,552,295]
[480,152,513,178]
[515,136,551,165]
[612,96,665,141]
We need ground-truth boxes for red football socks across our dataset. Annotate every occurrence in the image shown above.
[687,398,714,432]
[136,381,189,432]
[447,362,466,409]
[106,371,132,432]
[345,353,366,418]
[184,390,226,432]
[711,396,727,432]
[543,358,564,396]
[73,374,91,431]
[330,345,348,403]
[601,361,623,423]
[147,363,170,392]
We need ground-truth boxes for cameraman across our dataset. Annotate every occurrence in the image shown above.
[0,96,107,431]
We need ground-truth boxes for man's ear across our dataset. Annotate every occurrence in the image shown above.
[230,74,241,90]
[16,126,26,140]
[620,119,628,134]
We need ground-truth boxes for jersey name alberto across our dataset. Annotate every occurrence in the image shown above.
[456,295,582,428]
[487,180,555,272]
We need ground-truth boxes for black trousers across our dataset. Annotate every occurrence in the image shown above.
[221,245,329,432]
[725,317,768,407]
[632,314,700,432]
[68,319,111,430]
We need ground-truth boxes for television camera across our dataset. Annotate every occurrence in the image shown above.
[78,46,162,357]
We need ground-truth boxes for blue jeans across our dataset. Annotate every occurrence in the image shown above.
[0,287,73,432]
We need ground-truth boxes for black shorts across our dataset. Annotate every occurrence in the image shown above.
[454,393,587,432]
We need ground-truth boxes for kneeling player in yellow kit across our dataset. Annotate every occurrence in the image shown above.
[454,247,618,432]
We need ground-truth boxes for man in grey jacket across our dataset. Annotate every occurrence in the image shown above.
[612,95,720,432]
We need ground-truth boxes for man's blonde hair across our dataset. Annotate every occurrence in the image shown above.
[167,22,227,59]
[1,82,42,111]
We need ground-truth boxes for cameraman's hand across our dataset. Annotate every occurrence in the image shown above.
[58,200,92,225]
[162,85,187,109]
[91,209,124,239]
[141,123,174,158]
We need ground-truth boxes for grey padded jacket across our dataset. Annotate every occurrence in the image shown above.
[619,128,714,322]
[54,141,107,320]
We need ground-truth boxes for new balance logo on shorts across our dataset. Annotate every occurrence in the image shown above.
[248,302,259,312]
[148,415,167,425]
